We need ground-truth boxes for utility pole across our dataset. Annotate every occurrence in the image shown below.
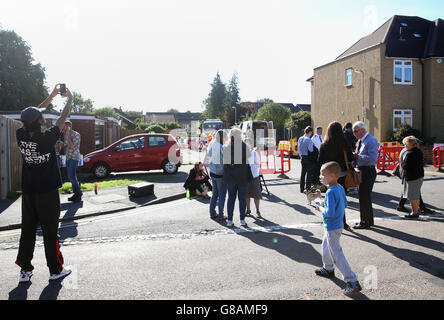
[232,106,237,125]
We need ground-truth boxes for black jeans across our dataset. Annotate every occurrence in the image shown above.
[358,166,377,226]
[300,157,313,192]
[16,190,64,275]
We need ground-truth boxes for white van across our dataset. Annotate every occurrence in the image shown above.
[239,120,275,149]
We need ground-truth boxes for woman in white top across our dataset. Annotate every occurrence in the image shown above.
[246,139,263,218]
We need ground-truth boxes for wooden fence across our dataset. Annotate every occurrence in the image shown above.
[0,116,23,200]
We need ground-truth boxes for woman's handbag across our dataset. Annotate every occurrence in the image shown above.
[343,150,362,189]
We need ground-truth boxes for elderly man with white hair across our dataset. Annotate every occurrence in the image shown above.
[352,121,379,230]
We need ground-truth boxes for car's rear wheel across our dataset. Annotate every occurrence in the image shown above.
[92,163,110,179]
[162,160,178,174]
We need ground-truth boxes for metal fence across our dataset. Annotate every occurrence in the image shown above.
[0,116,23,200]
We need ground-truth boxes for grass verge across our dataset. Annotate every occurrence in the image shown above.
[60,178,161,194]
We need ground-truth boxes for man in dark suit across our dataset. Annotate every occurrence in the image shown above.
[352,122,379,230]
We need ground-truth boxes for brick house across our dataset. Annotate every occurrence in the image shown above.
[307,15,444,143]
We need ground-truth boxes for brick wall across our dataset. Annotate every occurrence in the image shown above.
[420,145,434,164]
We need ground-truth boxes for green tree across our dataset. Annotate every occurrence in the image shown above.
[203,72,227,120]
[223,72,241,125]
[72,92,94,113]
[167,108,179,113]
[256,103,291,142]
[93,107,119,118]
[286,111,312,139]
[0,30,48,110]
[256,98,274,104]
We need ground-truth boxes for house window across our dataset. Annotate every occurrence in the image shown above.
[345,68,353,86]
[394,60,412,84]
[393,109,412,131]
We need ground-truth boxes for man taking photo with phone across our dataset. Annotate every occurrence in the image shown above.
[63,120,82,202]
[15,83,73,282]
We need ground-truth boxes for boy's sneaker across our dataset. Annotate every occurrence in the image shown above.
[49,267,72,281]
[315,268,335,279]
[19,270,33,283]
[226,220,233,227]
[240,220,247,227]
[344,281,362,297]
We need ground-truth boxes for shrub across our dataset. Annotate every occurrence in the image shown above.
[162,122,181,131]
[388,125,423,144]
[145,124,166,133]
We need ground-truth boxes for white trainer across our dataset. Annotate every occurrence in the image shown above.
[19,270,33,283]
[226,220,233,227]
[49,266,72,281]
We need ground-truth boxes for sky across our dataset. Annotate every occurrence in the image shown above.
[1,0,443,113]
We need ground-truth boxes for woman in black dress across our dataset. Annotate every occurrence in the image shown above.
[318,121,354,230]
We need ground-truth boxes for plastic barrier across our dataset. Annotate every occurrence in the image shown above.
[380,141,402,148]
[278,141,291,152]
[377,146,404,171]
[433,146,444,169]
[258,149,291,175]
[258,149,277,175]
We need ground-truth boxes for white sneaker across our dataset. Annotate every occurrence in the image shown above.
[226,220,233,227]
[240,220,246,226]
[19,270,33,283]
[49,266,72,281]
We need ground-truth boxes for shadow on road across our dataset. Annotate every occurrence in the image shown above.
[8,282,32,300]
[344,227,444,280]
[0,199,16,216]
[39,280,63,300]
[263,193,316,216]
[230,217,370,299]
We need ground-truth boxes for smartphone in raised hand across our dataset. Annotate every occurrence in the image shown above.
[60,84,66,95]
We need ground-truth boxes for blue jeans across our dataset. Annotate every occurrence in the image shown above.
[210,176,227,218]
[226,183,248,222]
[67,159,82,196]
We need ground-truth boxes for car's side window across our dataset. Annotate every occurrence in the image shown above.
[149,136,168,147]
[117,137,145,151]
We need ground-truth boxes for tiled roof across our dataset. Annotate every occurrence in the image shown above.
[335,15,444,60]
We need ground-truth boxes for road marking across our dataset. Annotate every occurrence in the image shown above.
[0,198,191,239]
[0,215,429,250]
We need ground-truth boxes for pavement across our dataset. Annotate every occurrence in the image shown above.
[0,161,441,232]
[0,165,194,231]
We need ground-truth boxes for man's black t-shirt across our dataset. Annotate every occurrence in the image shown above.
[17,126,63,194]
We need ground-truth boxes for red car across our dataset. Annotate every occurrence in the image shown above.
[82,134,182,178]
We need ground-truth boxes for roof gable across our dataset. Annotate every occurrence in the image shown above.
[335,15,444,61]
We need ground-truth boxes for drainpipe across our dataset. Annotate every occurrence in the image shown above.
[420,59,425,139]
[7,119,11,192]
[354,69,365,122]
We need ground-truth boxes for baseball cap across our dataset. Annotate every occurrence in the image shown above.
[20,107,45,122]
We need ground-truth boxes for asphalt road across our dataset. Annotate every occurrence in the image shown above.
[1,158,443,300]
